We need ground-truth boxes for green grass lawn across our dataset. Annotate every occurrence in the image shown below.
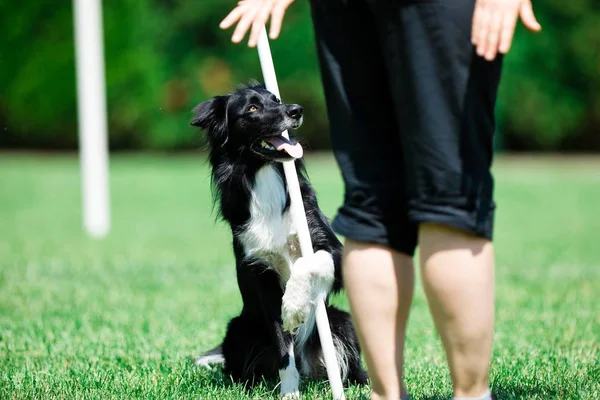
[0,153,598,399]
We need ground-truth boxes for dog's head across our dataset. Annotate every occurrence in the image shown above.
[190,82,304,162]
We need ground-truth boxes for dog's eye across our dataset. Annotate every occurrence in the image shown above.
[247,105,258,113]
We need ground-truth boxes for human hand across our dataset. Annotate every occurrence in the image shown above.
[471,0,541,61]
[219,0,295,48]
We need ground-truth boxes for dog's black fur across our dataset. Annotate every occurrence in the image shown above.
[190,81,367,394]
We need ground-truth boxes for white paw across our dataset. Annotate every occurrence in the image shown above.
[282,391,300,399]
[303,250,335,298]
[279,363,300,398]
[282,251,335,332]
[193,353,224,368]
[281,272,311,333]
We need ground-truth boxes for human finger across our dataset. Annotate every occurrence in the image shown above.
[471,0,484,45]
[520,0,542,32]
[484,10,503,60]
[231,2,262,43]
[269,0,294,39]
[498,11,518,54]
[219,2,250,30]
[248,0,275,47]
[475,2,492,57]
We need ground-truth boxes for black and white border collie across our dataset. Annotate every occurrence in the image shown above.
[190,82,367,398]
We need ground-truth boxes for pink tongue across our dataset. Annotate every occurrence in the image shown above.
[277,142,303,158]
[266,136,304,159]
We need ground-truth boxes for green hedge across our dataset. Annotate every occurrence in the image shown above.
[0,1,598,151]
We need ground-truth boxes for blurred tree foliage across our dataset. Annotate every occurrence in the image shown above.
[0,0,598,151]
[497,0,600,150]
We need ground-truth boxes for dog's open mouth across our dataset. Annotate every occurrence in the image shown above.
[252,134,303,159]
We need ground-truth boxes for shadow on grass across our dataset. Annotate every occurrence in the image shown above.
[185,357,562,400]
[416,384,561,400]
[189,358,372,399]
[490,384,561,400]
[351,383,562,400]
[186,364,565,400]
[186,357,283,397]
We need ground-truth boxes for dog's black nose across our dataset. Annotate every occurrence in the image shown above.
[287,105,304,120]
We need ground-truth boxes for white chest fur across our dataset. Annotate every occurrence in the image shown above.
[238,165,300,283]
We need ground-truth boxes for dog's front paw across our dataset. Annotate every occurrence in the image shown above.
[279,362,300,398]
[281,272,311,333]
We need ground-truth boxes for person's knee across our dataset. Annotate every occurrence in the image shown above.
[408,195,496,244]
[343,238,394,253]
[418,222,492,259]
[343,238,416,262]
[419,221,489,241]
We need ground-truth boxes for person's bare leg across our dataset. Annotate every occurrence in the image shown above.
[342,239,414,400]
[418,223,495,398]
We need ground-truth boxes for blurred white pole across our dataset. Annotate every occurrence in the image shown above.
[73,0,110,238]
[256,26,345,400]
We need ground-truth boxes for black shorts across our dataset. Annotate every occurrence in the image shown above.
[309,0,503,256]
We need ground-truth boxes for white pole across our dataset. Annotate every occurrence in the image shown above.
[256,26,346,400]
[73,0,110,238]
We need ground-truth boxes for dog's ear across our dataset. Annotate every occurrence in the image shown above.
[190,95,229,129]
[190,95,230,147]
